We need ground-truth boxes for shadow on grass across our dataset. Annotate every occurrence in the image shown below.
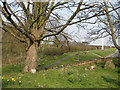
[101,76,119,86]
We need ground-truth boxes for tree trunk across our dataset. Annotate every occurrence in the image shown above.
[118,49,120,57]
[23,43,37,73]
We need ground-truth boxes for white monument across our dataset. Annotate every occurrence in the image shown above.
[101,37,104,50]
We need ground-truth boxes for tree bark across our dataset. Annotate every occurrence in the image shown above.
[118,49,120,57]
[23,43,37,73]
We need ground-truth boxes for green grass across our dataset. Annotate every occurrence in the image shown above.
[2,60,119,88]
[37,48,116,68]
[2,48,119,88]
[90,48,116,57]
[2,48,116,74]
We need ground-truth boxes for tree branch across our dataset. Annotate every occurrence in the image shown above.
[104,1,120,50]
[40,0,83,40]
[2,21,26,42]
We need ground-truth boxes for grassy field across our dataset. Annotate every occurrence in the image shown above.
[37,48,116,68]
[2,60,119,88]
[2,48,119,88]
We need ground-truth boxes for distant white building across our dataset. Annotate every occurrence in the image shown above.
[101,37,104,50]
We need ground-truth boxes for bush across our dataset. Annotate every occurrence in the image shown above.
[39,45,110,56]
[2,32,26,65]
[42,47,64,56]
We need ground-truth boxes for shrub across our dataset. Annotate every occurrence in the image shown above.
[2,32,26,65]
[42,47,64,56]
[38,45,111,56]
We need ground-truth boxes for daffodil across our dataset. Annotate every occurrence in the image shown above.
[7,79,9,82]
[19,81,22,84]
[12,78,15,81]
[19,77,21,79]
[2,77,5,79]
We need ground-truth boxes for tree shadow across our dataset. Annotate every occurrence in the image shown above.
[101,76,119,86]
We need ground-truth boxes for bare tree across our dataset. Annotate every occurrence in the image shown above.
[103,1,120,52]
[0,0,108,73]
[85,1,120,52]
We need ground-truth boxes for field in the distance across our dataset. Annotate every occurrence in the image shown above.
[37,48,116,68]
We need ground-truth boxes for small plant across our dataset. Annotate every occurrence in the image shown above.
[67,70,74,75]
[67,70,83,83]
[68,75,74,83]
[2,76,22,87]
[38,62,45,67]
[67,74,83,83]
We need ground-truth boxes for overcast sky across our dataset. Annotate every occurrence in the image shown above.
[1,0,119,46]
[57,6,113,46]
[56,1,119,46]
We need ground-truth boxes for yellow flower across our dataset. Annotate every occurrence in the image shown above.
[19,81,21,83]
[14,79,16,82]
[2,77,5,79]
[7,79,9,82]
[19,77,21,79]
[12,78,15,81]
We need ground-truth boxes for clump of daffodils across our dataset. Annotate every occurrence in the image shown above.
[19,77,21,79]
[12,78,16,82]
[2,76,22,86]
[19,80,22,84]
